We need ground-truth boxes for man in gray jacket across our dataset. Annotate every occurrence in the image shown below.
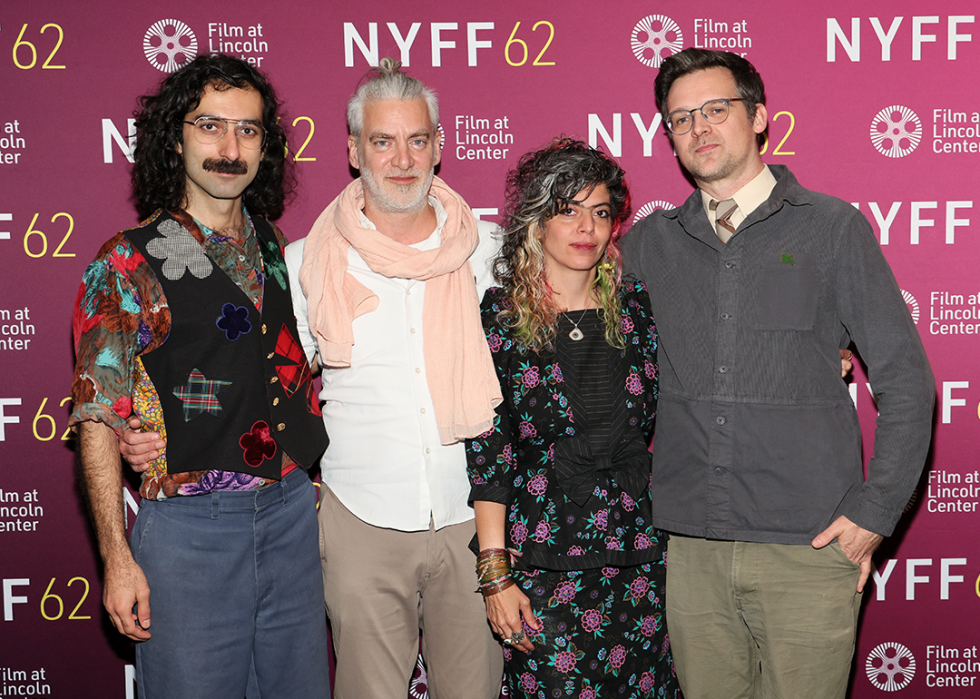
[623,48,934,699]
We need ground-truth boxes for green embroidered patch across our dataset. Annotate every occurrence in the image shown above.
[781,253,795,266]
[260,237,289,291]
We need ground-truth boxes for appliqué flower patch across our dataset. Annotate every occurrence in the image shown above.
[216,303,252,340]
[239,420,277,467]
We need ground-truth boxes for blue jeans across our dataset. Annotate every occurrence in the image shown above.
[132,469,330,699]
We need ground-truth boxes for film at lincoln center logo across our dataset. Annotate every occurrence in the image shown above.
[870,106,922,158]
[866,642,916,692]
[902,290,920,325]
[144,19,198,73]
[632,16,683,68]
[632,200,677,226]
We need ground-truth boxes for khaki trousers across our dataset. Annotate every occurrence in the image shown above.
[666,535,863,699]
[319,486,502,699]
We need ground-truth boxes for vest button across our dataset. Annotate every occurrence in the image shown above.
[270,376,279,384]
[276,423,286,431]
[261,324,268,334]
[267,351,275,359]
[273,397,280,406]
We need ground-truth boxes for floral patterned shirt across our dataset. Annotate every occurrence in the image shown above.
[70,209,294,500]
[467,280,664,571]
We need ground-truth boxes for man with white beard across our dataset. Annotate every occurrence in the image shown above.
[285,58,504,699]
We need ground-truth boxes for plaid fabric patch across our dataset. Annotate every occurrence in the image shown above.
[273,325,321,416]
[274,325,312,398]
[173,368,231,421]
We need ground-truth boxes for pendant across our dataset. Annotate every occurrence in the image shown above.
[569,327,584,341]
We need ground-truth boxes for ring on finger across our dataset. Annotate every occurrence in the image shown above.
[503,637,512,645]
[510,630,525,644]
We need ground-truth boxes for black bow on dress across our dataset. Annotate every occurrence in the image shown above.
[552,434,651,507]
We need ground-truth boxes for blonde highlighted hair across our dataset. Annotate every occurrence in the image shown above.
[493,138,631,351]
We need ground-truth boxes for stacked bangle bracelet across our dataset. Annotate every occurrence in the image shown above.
[476,547,516,597]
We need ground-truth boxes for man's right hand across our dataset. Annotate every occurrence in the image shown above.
[104,557,152,641]
[119,416,164,473]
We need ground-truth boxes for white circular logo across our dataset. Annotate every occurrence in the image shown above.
[632,200,676,225]
[901,290,919,324]
[870,106,922,158]
[144,19,198,73]
[866,642,916,691]
[631,16,683,68]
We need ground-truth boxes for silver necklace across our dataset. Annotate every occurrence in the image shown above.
[567,308,590,341]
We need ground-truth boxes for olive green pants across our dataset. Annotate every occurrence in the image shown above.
[666,535,863,699]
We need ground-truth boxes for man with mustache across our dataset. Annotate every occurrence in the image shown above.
[623,48,934,699]
[71,54,330,699]
[283,58,504,699]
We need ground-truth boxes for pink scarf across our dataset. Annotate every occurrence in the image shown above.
[299,176,501,444]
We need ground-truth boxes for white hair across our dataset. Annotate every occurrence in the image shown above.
[347,57,439,137]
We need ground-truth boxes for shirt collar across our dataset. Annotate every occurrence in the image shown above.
[700,165,777,221]
[191,205,254,244]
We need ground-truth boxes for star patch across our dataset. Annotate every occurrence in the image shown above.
[173,369,231,421]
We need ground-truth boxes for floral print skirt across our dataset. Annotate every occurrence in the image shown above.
[504,562,681,699]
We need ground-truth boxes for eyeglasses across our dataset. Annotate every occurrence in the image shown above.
[665,98,747,135]
[183,116,266,149]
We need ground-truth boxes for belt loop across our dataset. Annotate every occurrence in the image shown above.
[211,492,220,520]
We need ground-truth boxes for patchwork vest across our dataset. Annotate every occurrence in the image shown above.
[125,211,328,480]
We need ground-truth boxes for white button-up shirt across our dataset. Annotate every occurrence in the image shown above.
[285,198,500,531]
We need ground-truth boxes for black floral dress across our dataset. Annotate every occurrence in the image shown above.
[467,280,680,699]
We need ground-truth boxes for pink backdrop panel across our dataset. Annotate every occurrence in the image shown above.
[1,1,976,697]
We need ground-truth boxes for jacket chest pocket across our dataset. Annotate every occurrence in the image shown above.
[750,263,820,331]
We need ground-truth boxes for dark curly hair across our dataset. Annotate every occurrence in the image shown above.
[494,137,632,350]
[132,53,290,220]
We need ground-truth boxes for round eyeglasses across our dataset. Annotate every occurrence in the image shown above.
[665,98,747,135]
[183,116,267,149]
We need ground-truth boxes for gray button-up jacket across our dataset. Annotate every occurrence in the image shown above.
[623,165,934,545]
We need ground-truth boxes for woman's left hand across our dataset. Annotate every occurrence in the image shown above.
[484,584,539,654]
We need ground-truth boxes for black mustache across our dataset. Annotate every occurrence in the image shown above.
[202,158,248,175]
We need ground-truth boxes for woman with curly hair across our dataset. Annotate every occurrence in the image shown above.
[467,138,679,698]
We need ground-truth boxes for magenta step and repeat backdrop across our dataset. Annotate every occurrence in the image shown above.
[2,1,978,696]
